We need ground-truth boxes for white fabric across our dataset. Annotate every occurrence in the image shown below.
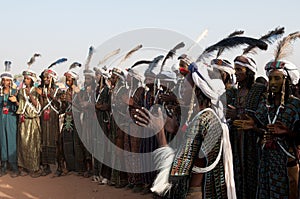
[234,56,257,74]
[158,70,177,84]
[45,69,58,81]
[65,70,79,80]
[191,63,236,199]
[23,69,37,82]
[191,63,226,122]
[150,146,175,196]
[211,63,235,75]
[0,72,13,80]
[221,123,237,199]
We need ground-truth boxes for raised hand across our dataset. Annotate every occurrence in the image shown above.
[134,106,166,134]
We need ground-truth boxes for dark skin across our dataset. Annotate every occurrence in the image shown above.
[134,72,206,188]
[226,64,248,120]
[234,70,290,135]
[24,77,38,107]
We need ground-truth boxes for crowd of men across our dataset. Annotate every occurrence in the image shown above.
[0,28,300,199]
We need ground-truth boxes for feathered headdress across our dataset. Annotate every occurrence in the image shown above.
[197,36,268,62]
[265,31,300,85]
[216,30,244,58]
[273,31,300,61]
[243,27,285,55]
[160,42,185,72]
[48,58,68,69]
[27,53,41,67]
[118,44,143,66]
[23,53,41,82]
[98,48,121,66]
[4,61,12,72]
[84,46,94,70]
[1,61,13,80]
[69,62,82,70]
[144,55,164,77]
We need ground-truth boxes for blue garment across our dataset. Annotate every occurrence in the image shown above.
[0,89,18,171]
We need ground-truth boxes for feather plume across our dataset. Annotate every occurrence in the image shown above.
[161,42,185,69]
[98,48,121,66]
[216,30,244,58]
[187,29,208,51]
[69,62,81,70]
[197,36,268,62]
[243,27,285,55]
[130,60,152,68]
[84,46,94,70]
[274,31,300,61]
[27,53,41,66]
[48,58,68,69]
[4,61,12,72]
[118,44,143,66]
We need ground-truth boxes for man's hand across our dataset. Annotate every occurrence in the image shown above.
[9,95,17,103]
[267,121,289,134]
[134,106,166,134]
[233,115,255,130]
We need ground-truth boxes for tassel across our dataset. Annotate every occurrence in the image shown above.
[151,146,175,196]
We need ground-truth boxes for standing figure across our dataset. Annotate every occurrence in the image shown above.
[37,68,62,176]
[61,70,86,174]
[17,69,42,178]
[0,63,19,177]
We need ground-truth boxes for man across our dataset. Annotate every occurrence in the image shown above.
[0,64,19,177]
[37,68,63,176]
[17,69,42,178]
[135,56,235,199]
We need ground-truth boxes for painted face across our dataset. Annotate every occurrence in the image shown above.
[1,78,11,88]
[234,64,247,83]
[268,70,285,93]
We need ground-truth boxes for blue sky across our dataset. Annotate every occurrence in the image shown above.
[0,0,299,78]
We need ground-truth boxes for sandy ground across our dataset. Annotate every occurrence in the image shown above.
[0,171,153,199]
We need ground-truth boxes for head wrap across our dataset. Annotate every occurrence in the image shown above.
[83,69,95,77]
[188,62,226,121]
[234,55,257,74]
[64,70,79,80]
[42,68,58,81]
[211,58,235,75]
[265,60,299,85]
[22,69,37,82]
[1,61,13,80]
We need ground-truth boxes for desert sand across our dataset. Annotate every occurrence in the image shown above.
[0,172,152,199]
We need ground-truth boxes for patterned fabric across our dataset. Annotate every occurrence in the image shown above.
[39,86,62,165]
[226,85,260,199]
[169,109,227,199]
[255,96,300,198]
[61,89,86,172]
